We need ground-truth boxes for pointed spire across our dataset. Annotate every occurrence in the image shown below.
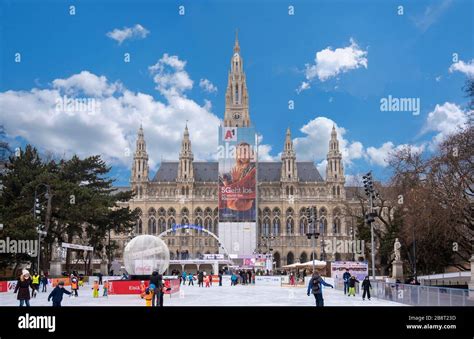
[331,124,337,137]
[234,29,240,53]
[183,122,189,137]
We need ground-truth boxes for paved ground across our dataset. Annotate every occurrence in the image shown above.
[0,282,405,306]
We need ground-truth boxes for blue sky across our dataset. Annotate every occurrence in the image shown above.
[1,0,473,186]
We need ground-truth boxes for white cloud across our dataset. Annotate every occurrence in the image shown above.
[0,56,221,170]
[449,59,474,78]
[106,24,150,45]
[148,54,193,97]
[367,142,425,167]
[52,70,122,97]
[296,81,311,94]
[422,102,468,148]
[293,116,365,167]
[298,38,368,92]
[199,79,217,93]
[413,0,454,32]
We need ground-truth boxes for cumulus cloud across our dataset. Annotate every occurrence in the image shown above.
[367,142,426,167]
[148,54,193,97]
[199,79,217,93]
[0,56,221,170]
[293,117,365,167]
[422,102,468,148]
[106,24,150,45]
[298,38,368,92]
[449,59,474,78]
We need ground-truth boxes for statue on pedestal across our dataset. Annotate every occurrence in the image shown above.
[394,238,401,261]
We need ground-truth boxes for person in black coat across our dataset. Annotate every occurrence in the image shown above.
[14,271,35,307]
[361,276,372,301]
[149,271,163,307]
[342,269,351,295]
[198,271,204,287]
[48,281,71,306]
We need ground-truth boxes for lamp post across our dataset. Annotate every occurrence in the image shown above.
[362,172,377,280]
[33,183,50,274]
[306,206,320,273]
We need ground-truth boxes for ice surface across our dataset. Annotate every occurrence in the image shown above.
[0,282,405,306]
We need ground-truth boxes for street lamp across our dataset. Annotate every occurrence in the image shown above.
[306,206,320,273]
[33,183,51,274]
[362,172,377,280]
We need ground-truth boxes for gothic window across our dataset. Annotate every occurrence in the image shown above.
[158,217,166,234]
[286,218,294,235]
[181,187,185,196]
[167,208,176,217]
[273,218,280,236]
[272,208,281,217]
[286,186,289,196]
[148,217,156,235]
[299,218,307,235]
[136,219,143,234]
[286,208,294,217]
[263,217,271,236]
[319,217,328,235]
[290,186,294,195]
[337,186,340,196]
[332,186,336,196]
[158,208,166,216]
[167,217,175,229]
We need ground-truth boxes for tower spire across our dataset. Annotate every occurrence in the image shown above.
[234,29,240,53]
[224,31,250,127]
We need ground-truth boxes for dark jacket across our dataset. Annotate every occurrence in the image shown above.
[48,286,71,303]
[362,279,372,290]
[342,272,351,282]
[14,278,34,300]
[150,272,163,288]
[348,277,360,288]
[307,275,333,295]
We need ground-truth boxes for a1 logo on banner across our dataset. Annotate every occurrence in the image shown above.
[223,127,237,141]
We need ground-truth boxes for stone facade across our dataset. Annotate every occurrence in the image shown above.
[114,34,363,268]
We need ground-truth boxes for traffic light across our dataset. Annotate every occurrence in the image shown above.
[365,212,377,224]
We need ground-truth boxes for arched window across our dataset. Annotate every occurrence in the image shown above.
[148,217,156,235]
[332,186,336,196]
[287,252,294,265]
[272,208,281,217]
[167,208,176,217]
[319,217,328,235]
[167,217,175,230]
[158,217,166,234]
[286,218,294,235]
[158,208,166,217]
[290,186,294,195]
[263,217,271,236]
[273,218,280,236]
[337,186,340,196]
[137,219,143,234]
[286,186,289,196]
[299,217,307,235]
[300,252,308,263]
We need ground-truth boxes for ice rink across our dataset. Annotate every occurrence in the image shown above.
[0,283,405,306]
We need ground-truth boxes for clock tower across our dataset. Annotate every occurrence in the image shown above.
[224,30,251,128]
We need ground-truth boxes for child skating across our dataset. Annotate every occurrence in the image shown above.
[92,280,99,298]
[144,288,153,307]
[103,280,109,297]
[48,281,71,307]
[348,276,360,297]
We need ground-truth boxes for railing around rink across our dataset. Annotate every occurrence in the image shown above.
[334,279,474,306]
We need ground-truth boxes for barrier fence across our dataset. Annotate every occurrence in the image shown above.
[334,279,474,306]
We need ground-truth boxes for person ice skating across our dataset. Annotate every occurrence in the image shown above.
[290,273,295,286]
[92,280,99,298]
[182,272,187,285]
[218,270,223,286]
[140,280,146,298]
[40,274,48,292]
[342,269,351,295]
[14,270,35,307]
[198,271,204,287]
[209,272,213,286]
[307,271,334,307]
[348,276,359,297]
[149,271,163,307]
[48,280,71,307]
[31,272,40,297]
[361,276,372,301]
[188,273,194,286]
[98,272,103,285]
[231,272,238,286]
[71,275,79,297]
[144,288,153,307]
[103,280,109,297]
[205,275,211,288]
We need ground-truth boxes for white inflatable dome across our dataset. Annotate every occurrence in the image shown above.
[123,235,170,275]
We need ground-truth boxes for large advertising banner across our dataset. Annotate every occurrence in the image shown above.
[331,261,369,282]
[218,126,256,222]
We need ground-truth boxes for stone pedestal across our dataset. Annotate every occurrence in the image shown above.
[49,260,62,277]
[469,255,474,300]
[391,260,404,281]
[100,259,109,276]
